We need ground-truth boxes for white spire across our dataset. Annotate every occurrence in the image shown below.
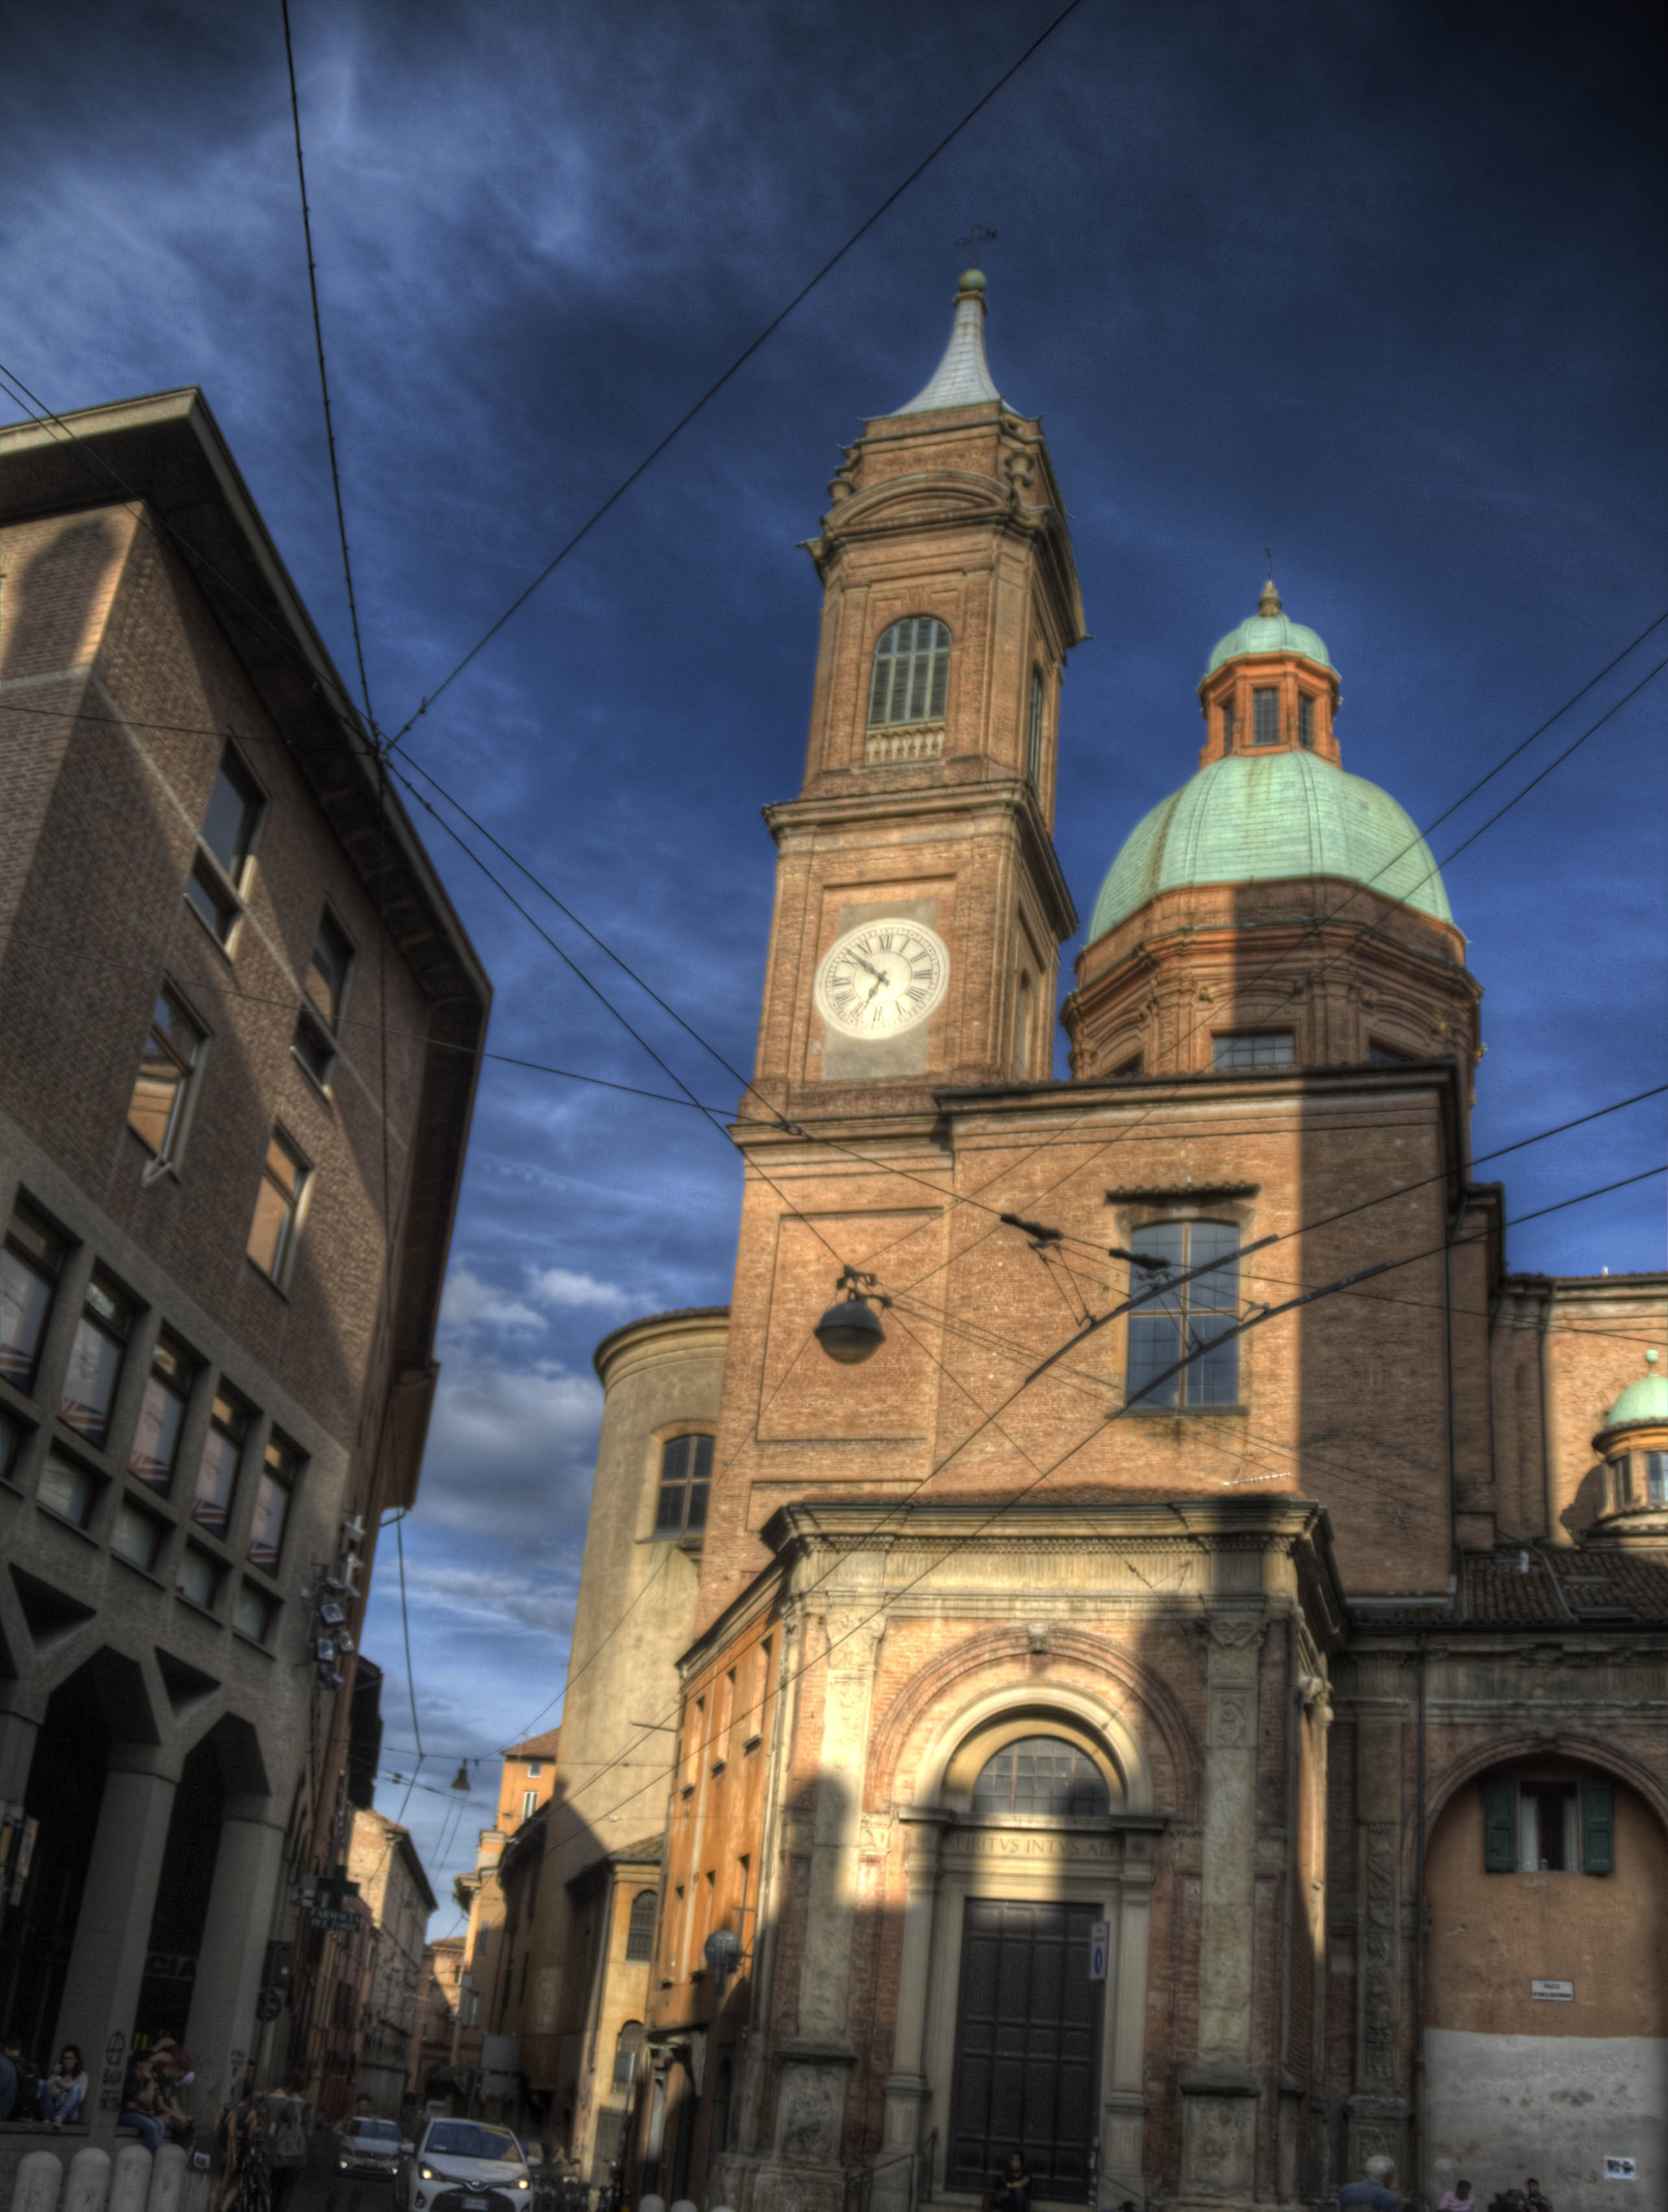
[893,271,1001,415]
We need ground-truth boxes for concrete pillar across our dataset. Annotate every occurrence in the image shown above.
[108,2146,153,2212]
[1178,1609,1267,2202]
[53,1752,180,2143]
[9,2154,63,2212]
[0,1706,42,1803]
[1104,1836,1156,2185]
[63,2150,110,2212]
[184,1796,288,2115]
[873,1811,947,2212]
[143,2146,185,2212]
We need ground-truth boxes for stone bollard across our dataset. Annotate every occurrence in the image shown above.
[669,2199,695,2212]
[9,2152,64,2212]
[109,2144,154,2212]
[143,2146,186,2212]
[64,2151,111,2212]
[638,2195,665,2212]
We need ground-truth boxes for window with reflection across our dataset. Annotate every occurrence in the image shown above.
[868,617,951,727]
[129,986,205,1162]
[249,1431,303,1570]
[60,1273,136,1447]
[972,1736,1110,1816]
[193,1385,250,1537]
[1126,1219,1241,1409]
[614,2018,645,2087]
[654,1433,712,1537]
[131,1333,197,1493]
[185,745,264,944]
[1,1197,68,1392]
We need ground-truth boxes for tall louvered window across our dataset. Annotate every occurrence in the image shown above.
[868,618,951,727]
[1027,668,1046,786]
[1252,688,1279,745]
[1221,699,1236,751]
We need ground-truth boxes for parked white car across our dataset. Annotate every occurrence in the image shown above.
[336,2116,405,2181]
[400,2119,533,2212]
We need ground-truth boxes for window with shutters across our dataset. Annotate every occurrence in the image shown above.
[1480,1773,1613,1874]
[625,1891,657,1961]
[868,617,951,727]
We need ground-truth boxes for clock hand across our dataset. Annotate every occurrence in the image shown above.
[849,953,886,982]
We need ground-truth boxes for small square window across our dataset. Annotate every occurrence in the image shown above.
[177,1544,224,1611]
[129,986,206,1163]
[1212,1031,1295,1070]
[526,1761,543,1778]
[1252,688,1279,745]
[1,1198,69,1393]
[38,1448,100,1529]
[131,1333,198,1494]
[60,1272,138,1448]
[193,1385,251,1538]
[233,1580,278,1642]
[112,1498,168,1574]
[249,1431,303,1572]
[247,1129,311,1283]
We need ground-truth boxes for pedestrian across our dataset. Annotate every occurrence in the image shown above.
[1338,2154,1404,2211]
[1438,2182,1476,2212]
[40,2045,89,2126]
[264,2074,310,2212]
[0,2037,18,2123]
[1524,2183,1554,2212]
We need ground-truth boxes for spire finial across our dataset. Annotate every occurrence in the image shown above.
[1258,554,1282,618]
[1649,1348,1661,1368]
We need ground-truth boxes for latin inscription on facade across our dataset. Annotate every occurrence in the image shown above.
[944,1829,1117,1859]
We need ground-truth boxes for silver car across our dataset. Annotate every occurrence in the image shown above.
[336,2117,405,2181]
[400,2119,533,2212]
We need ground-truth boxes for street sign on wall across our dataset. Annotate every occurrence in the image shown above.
[1088,1922,1109,1981]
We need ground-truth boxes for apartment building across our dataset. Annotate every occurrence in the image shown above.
[0,386,488,2136]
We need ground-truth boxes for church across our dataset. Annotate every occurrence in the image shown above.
[481,274,1667,2212]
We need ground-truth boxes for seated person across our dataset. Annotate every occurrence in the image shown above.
[119,2057,166,2153]
[41,2046,89,2126]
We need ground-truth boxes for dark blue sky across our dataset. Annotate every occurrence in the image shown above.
[6,0,1663,1918]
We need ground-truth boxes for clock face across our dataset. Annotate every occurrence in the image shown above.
[815,918,949,1038]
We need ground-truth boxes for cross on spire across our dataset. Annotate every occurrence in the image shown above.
[956,224,997,266]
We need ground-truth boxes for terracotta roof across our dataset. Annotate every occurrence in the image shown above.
[1358,1547,1668,1629]
[503,1727,562,1758]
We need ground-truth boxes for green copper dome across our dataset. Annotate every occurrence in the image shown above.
[1605,1352,1666,1431]
[1205,607,1334,679]
[1088,749,1453,942]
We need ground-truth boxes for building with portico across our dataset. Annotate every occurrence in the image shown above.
[510,274,1665,2210]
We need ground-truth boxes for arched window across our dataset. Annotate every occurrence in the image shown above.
[625,1889,658,1961]
[654,1433,712,1537]
[869,618,951,727]
[973,1736,1110,1815]
[613,2018,645,2087]
[1125,1220,1240,1409]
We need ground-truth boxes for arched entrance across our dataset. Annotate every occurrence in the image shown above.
[897,1698,1157,2202]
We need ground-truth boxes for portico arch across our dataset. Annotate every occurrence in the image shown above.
[881,1688,1161,2207]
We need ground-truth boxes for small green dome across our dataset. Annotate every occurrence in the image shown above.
[1605,1351,1666,1431]
[957,268,988,294]
[1206,607,1334,680]
[1088,749,1453,942]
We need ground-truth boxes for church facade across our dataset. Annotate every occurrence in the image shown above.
[508,277,1666,2211]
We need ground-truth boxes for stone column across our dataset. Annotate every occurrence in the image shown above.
[872,1810,948,2212]
[1103,1833,1155,2186]
[1345,1686,1410,2175]
[55,1749,180,2142]
[1178,1610,1266,2202]
[762,1601,886,2212]
[184,1794,288,2113]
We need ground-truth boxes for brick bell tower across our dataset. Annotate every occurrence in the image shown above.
[752,271,1086,1107]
